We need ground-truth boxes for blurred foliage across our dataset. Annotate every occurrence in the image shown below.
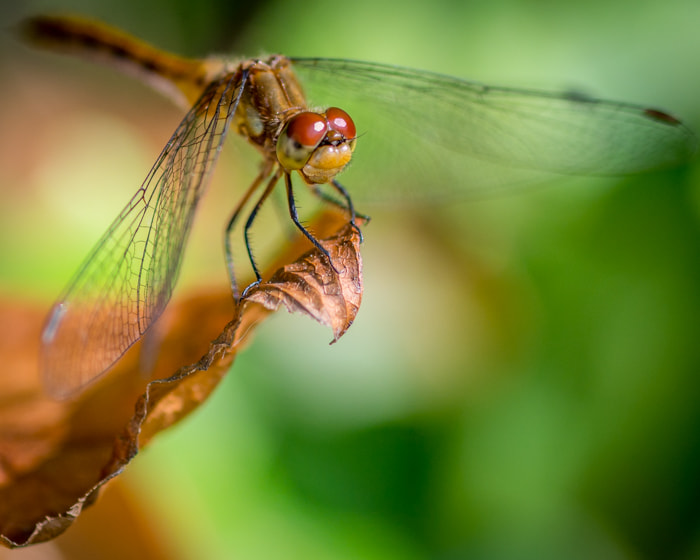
[1,0,699,558]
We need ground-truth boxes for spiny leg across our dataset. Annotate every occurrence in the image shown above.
[224,160,274,299]
[330,179,368,240]
[239,168,284,298]
[285,173,338,273]
[308,180,369,242]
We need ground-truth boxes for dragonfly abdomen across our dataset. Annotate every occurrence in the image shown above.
[22,15,212,106]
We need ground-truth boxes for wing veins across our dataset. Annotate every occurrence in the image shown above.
[41,70,244,397]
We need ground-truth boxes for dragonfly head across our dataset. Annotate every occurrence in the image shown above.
[276,107,356,183]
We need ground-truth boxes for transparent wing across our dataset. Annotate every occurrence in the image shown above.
[291,58,697,203]
[41,71,243,398]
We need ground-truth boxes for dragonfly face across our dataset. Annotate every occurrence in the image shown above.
[276,107,357,183]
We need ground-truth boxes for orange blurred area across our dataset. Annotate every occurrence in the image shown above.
[0,479,175,560]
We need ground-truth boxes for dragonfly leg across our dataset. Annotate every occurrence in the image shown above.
[330,179,368,240]
[286,173,339,273]
[308,181,368,242]
[239,168,283,299]
[224,160,274,300]
[308,183,344,209]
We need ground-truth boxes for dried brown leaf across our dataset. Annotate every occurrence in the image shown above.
[244,221,363,342]
[0,211,363,548]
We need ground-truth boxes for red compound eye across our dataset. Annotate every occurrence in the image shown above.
[326,107,356,138]
[277,112,329,170]
[285,112,328,148]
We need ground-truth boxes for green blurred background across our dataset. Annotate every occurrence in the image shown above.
[2,0,700,558]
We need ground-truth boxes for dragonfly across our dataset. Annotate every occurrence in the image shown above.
[24,15,696,398]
